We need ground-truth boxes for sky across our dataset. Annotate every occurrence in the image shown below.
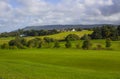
[0,0,120,32]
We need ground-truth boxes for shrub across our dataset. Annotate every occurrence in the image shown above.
[76,43,81,49]
[9,46,18,49]
[106,38,111,48]
[82,39,92,50]
[44,37,55,43]
[93,44,103,50]
[54,41,60,48]
[65,34,80,41]
[9,37,27,49]
[1,43,9,49]
[27,38,43,48]
[97,44,102,49]
[65,40,72,48]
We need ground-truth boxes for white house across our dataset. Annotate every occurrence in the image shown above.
[72,29,75,32]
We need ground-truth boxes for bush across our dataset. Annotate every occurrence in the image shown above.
[27,38,43,48]
[9,46,18,49]
[76,43,81,49]
[54,41,60,48]
[65,34,80,41]
[93,44,103,50]
[1,43,9,49]
[82,39,92,50]
[97,44,102,49]
[9,37,27,49]
[44,37,55,43]
[43,42,52,48]
[106,38,111,48]
[65,40,72,48]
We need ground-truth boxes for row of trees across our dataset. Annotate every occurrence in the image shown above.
[0,29,60,37]
[90,25,120,40]
[0,34,111,50]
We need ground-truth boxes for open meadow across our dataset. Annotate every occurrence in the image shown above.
[0,31,120,79]
[0,49,120,79]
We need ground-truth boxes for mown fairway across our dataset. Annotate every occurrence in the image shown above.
[0,49,120,79]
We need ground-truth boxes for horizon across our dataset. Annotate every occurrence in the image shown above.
[0,0,120,32]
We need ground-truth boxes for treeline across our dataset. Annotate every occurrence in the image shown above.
[0,29,60,37]
[0,34,112,50]
[90,25,120,40]
[0,37,55,49]
[0,25,120,50]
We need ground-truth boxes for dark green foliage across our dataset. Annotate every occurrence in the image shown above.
[9,37,23,48]
[93,44,103,50]
[81,34,91,40]
[9,46,18,49]
[82,37,92,50]
[65,41,72,48]
[76,43,81,49]
[106,38,111,48]
[9,37,27,49]
[90,25,119,40]
[43,42,52,48]
[23,29,59,36]
[90,27,102,39]
[0,29,59,37]
[65,34,80,41]
[44,37,55,43]
[27,38,42,48]
[1,43,9,49]
[117,25,120,36]
[54,41,60,48]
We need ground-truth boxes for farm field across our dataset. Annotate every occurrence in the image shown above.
[0,49,120,79]
[0,30,120,79]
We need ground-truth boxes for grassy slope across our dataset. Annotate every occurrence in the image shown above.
[0,37,13,45]
[0,30,92,45]
[25,30,93,40]
[0,49,120,79]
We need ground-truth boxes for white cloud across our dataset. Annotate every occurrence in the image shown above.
[0,0,120,32]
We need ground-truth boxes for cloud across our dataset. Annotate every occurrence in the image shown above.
[100,0,120,16]
[0,0,120,32]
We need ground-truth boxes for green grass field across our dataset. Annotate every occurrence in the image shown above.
[0,49,120,79]
[0,31,120,79]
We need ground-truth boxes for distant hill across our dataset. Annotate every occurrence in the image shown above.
[23,24,118,31]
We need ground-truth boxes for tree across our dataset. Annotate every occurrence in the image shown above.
[9,37,27,49]
[117,25,120,36]
[65,40,72,48]
[105,38,111,48]
[90,25,119,40]
[82,36,92,49]
[54,41,60,48]
[65,34,80,41]
[90,27,102,39]
[27,38,42,48]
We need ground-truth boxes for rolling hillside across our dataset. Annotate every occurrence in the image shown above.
[26,30,93,40]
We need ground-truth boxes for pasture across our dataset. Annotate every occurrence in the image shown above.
[0,30,120,79]
[0,49,120,79]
